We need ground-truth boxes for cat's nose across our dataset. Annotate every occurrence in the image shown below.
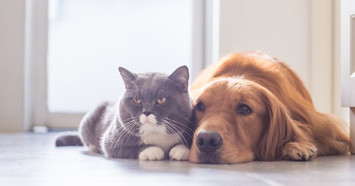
[143,111,152,116]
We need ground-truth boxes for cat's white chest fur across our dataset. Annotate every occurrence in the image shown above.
[139,114,180,152]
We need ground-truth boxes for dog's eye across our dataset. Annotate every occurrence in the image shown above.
[195,101,206,112]
[236,104,253,115]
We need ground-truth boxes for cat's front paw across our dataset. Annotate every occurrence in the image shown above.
[169,144,190,161]
[139,146,164,161]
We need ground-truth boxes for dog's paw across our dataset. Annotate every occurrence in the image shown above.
[282,142,318,161]
[139,146,164,161]
[169,144,190,161]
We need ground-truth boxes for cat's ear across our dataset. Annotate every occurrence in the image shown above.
[118,67,137,90]
[168,65,189,91]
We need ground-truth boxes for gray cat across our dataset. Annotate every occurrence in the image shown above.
[56,66,194,161]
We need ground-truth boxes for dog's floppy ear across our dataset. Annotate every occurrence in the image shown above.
[256,91,295,161]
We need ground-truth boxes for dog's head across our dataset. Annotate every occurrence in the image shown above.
[189,78,295,164]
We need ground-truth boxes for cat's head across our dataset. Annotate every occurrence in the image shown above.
[118,66,193,146]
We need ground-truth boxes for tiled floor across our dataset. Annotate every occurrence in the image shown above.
[1,132,355,186]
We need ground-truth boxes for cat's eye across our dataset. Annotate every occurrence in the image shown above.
[195,101,206,112]
[236,104,253,116]
[133,97,142,104]
[157,97,166,104]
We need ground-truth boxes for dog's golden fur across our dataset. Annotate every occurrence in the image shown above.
[189,52,350,164]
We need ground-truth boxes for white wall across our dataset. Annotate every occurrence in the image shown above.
[0,0,26,132]
[219,0,310,86]
[214,0,337,116]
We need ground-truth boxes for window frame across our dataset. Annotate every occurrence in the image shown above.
[30,0,213,129]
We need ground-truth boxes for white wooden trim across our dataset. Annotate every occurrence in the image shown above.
[30,0,49,128]
[341,0,355,154]
[191,0,205,79]
[351,12,355,154]
[309,0,333,113]
[47,113,84,129]
[333,0,350,123]
[341,0,352,107]
[29,0,85,129]
[351,15,355,107]
[24,0,33,131]
[204,0,220,65]
[191,0,220,79]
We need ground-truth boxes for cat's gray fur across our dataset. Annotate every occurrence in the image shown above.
[56,66,194,160]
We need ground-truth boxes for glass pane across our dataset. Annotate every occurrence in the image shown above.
[47,0,192,113]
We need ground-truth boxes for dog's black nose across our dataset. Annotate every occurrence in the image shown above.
[196,130,223,153]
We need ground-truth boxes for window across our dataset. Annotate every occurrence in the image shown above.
[30,0,205,128]
[48,0,193,113]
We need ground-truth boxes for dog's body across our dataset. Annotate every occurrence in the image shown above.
[189,52,350,164]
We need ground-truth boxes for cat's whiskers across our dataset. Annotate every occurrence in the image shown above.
[162,120,189,147]
[161,115,193,129]
[117,125,133,142]
[110,121,138,153]
[165,122,192,141]
[121,117,136,123]
[111,120,138,149]
[164,122,187,146]
[162,117,194,138]
[171,114,192,124]
[162,117,194,147]
[163,117,194,134]
[122,121,140,135]
[110,126,129,153]
[119,118,140,135]
[120,117,138,127]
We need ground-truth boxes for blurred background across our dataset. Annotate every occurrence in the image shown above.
[0,0,353,132]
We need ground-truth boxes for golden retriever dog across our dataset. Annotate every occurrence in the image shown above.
[189,52,350,164]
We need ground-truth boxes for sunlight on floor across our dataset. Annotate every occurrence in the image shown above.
[0,132,355,186]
